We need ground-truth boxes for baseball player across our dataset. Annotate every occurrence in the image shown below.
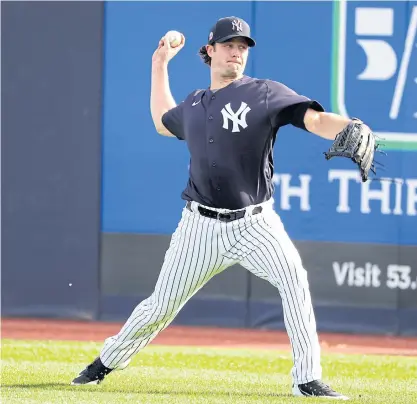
[72,16,378,400]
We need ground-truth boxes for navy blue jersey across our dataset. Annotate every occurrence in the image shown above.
[162,75,323,209]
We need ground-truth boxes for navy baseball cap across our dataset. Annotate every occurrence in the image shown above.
[208,17,256,47]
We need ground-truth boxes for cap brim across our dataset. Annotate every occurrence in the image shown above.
[214,34,256,47]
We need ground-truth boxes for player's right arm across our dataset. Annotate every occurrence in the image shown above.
[150,33,185,137]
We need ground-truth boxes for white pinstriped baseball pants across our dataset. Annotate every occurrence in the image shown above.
[99,199,322,384]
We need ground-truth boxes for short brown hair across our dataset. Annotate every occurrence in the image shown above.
[198,44,213,66]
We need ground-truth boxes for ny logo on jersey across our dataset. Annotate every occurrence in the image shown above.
[232,19,243,32]
[221,102,251,133]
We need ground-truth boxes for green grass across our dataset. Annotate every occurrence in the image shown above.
[1,339,416,403]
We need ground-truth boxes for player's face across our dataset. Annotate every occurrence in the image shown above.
[209,38,249,78]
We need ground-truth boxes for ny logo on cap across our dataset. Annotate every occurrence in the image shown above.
[231,19,243,32]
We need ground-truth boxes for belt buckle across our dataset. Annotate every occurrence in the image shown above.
[219,212,231,222]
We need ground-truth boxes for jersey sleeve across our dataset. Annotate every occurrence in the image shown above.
[265,80,324,131]
[161,101,186,140]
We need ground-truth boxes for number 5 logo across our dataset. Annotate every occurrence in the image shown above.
[355,8,397,81]
[332,0,417,151]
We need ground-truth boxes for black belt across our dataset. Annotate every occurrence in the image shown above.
[186,201,262,222]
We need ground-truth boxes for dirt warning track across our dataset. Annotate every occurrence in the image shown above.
[2,318,417,356]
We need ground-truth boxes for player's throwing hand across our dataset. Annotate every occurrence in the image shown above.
[152,32,185,65]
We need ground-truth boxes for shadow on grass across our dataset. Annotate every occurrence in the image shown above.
[2,383,292,398]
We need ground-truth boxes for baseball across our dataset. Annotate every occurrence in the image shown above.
[165,30,182,48]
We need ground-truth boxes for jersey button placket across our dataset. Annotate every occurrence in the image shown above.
[207,97,219,191]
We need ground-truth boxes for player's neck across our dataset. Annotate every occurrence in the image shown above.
[210,72,243,91]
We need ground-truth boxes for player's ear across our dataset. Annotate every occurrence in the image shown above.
[206,44,214,57]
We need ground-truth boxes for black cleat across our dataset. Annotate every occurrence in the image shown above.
[292,379,349,400]
[71,357,113,385]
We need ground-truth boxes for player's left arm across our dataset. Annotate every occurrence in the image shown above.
[303,108,352,140]
[303,107,381,183]
[266,80,381,181]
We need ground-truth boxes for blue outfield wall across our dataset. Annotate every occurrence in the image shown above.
[101,1,417,335]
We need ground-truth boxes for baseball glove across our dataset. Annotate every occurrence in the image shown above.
[324,119,380,182]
